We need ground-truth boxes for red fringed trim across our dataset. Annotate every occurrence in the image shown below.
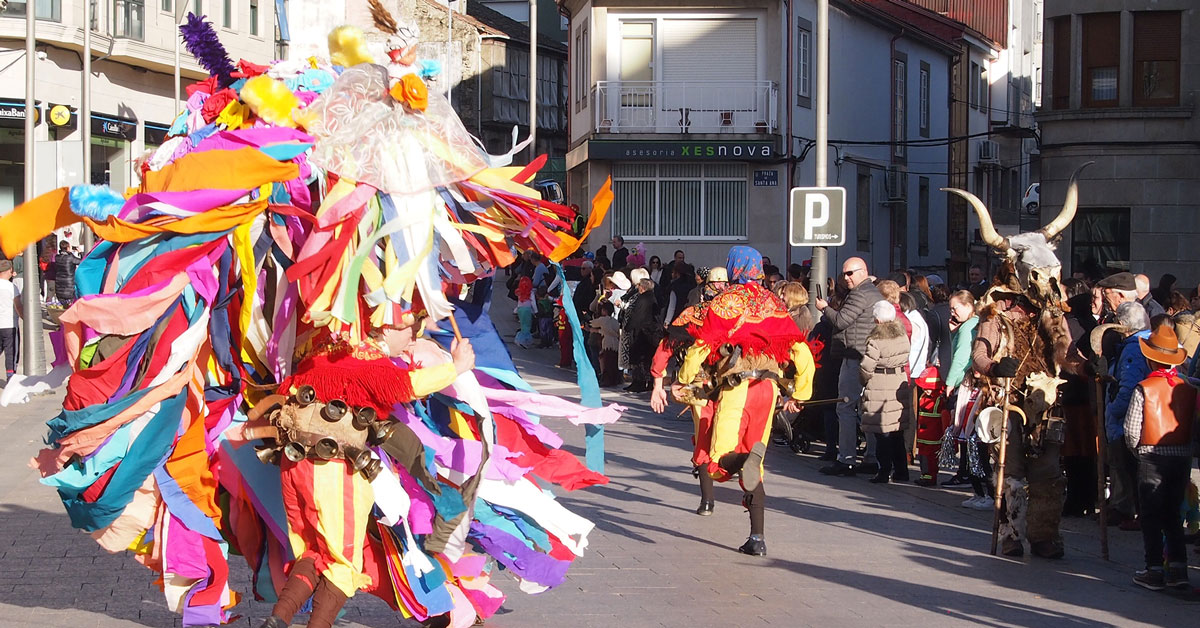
[279,352,415,415]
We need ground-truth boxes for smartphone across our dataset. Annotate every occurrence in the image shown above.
[814,284,823,300]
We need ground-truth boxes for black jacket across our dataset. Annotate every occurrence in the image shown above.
[54,253,81,303]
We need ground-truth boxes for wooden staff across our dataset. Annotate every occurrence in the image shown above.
[1094,378,1110,560]
[447,311,463,342]
[990,379,1011,556]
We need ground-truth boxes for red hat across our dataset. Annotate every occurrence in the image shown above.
[912,366,943,391]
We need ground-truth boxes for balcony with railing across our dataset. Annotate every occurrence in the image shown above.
[592,80,778,135]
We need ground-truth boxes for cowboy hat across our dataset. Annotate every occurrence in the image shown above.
[609,271,631,291]
[1139,324,1186,366]
[706,266,729,284]
[629,267,650,284]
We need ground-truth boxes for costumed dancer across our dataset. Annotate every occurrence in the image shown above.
[943,163,1090,559]
[912,366,949,486]
[674,247,814,555]
[7,6,623,627]
[649,267,729,515]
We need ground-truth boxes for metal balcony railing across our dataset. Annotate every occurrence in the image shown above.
[593,80,778,134]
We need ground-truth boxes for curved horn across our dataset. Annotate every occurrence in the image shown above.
[1089,323,1129,359]
[942,187,1009,252]
[1040,161,1095,240]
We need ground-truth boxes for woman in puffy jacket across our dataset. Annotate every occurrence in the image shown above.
[860,300,911,484]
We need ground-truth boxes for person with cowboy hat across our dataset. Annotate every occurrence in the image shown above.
[1123,323,1196,591]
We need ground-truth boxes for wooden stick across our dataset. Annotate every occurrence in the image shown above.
[1094,378,1110,560]
[990,379,1011,556]
[447,311,463,342]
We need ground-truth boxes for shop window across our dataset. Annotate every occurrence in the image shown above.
[1082,12,1119,108]
[1133,11,1181,107]
[1072,207,1130,278]
[612,163,747,239]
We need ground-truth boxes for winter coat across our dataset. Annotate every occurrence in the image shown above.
[1105,330,1151,442]
[859,320,910,434]
[927,302,953,378]
[54,252,80,303]
[824,280,884,360]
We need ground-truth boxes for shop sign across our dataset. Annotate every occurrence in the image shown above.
[48,104,77,131]
[589,139,776,162]
[92,114,138,141]
[0,99,41,128]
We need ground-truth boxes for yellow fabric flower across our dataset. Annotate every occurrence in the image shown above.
[389,73,428,112]
[216,99,248,129]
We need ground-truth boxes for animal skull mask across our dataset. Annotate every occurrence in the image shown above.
[943,162,1092,307]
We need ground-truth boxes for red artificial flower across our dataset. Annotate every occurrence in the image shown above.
[186,75,220,98]
[200,88,238,123]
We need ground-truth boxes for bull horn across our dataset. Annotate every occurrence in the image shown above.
[941,187,1009,252]
[1040,161,1095,240]
[1089,324,1129,359]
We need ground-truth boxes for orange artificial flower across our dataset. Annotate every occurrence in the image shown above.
[390,73,428,112]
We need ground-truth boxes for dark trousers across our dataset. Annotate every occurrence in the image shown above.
[821,404,838,457]
[0,327,16,375]
[970,439,993,498]
[1063,455,1098,514]
[875,431,909,480]
[1137,453,1191,569]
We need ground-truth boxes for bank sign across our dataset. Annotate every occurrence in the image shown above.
[589,140,776,162]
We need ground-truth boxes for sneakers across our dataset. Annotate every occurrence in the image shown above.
[1166,563,1191,590]
[819,461,857,476]
[737,534,767,556]
[941,474,972,488]
[961,495,994,510]
[1134,568,1167,591]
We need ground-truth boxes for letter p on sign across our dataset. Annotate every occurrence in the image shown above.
[789,187,846,247]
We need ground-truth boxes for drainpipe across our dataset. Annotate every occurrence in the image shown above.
[784,0,794,270]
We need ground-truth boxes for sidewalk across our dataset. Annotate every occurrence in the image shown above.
[0,292,1195,627]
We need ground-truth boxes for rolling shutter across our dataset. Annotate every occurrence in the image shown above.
[661,19,757,82]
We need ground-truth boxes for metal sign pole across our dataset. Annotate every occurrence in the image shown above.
[810,0,830,301]
[22,5,44,376]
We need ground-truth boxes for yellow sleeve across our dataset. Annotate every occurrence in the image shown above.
[789,342,815,401]
[677,343,712,384]
[410,363,459,397]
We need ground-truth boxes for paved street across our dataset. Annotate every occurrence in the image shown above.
[0,298,1197,628]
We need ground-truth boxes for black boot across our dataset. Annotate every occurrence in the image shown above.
[258,618,288,628]
[738,534,767,556]
[696,500,714,516]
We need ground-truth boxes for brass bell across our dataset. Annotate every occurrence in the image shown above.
[352,407,377,430]
[283,442,307,462]
[344,447,373,473]
[295,385,317,406]
[313,438,339,460]
[360,457,382,482]
[322,399,349,422]
[255,446,280,465]
[368,420,395,445]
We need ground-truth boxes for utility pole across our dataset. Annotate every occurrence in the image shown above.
[528,0,537,159]
[81,0,93,251]
[22,5,44,376]
[811,0,830,304]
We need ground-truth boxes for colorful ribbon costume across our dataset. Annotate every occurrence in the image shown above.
[4,9,620,627]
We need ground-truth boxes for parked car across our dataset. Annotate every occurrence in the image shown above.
[1023,183,1040,215]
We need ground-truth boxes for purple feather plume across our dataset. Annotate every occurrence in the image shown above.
[179,12,238,87]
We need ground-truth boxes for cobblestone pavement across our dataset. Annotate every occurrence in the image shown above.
[1,298,1197,627]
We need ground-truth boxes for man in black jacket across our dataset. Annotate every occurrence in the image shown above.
[53,240,81,306]
[815,257,883,475]
[610,235,629,270]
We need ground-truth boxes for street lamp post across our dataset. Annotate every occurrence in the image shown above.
[810,0,830,307]
[528,0,537,159]
[81,0,93,251]
[22,3,44,376]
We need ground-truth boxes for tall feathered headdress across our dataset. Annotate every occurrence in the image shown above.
[179,12,238,87]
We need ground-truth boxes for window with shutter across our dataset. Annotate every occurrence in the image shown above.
[1082,12,1119,108]
[797,18,812,108]
[1132,11,1181,107]
[1050,17,1070,110]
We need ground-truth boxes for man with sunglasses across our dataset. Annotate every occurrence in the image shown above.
[815,257,884,476]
